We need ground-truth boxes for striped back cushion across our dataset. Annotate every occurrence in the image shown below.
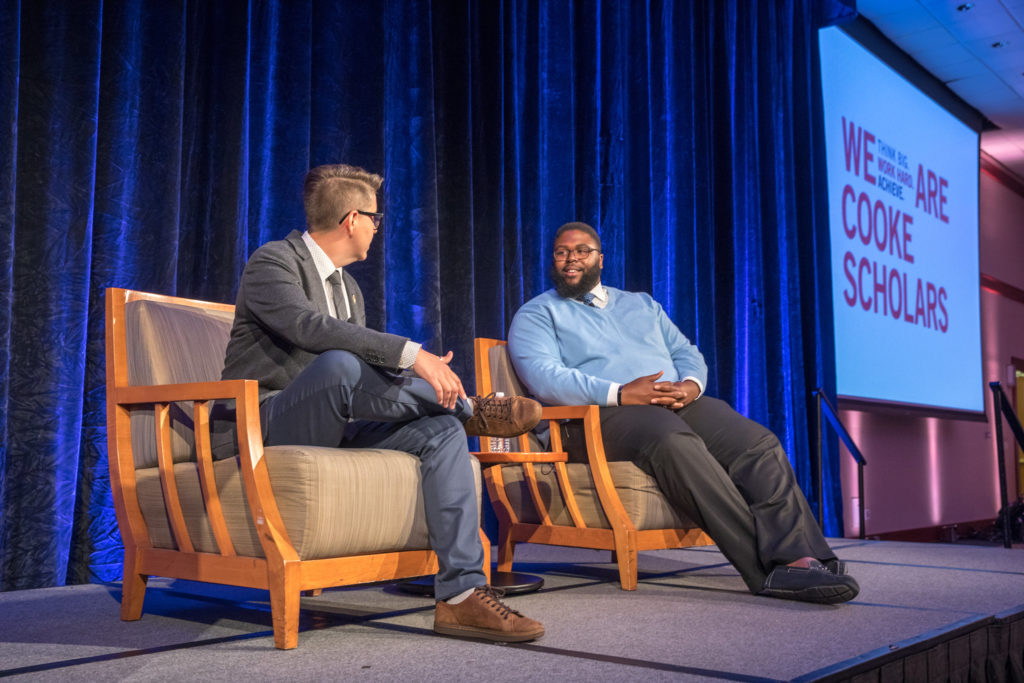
[124,299,235,468]
[125,299,234,385]
[487,344,543,451]
[487,345,529,397]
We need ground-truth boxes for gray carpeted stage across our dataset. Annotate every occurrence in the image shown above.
[1,539,1022,681]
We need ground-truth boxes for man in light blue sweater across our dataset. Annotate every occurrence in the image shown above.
[508,221,859,604]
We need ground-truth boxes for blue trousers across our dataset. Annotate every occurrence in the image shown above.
[259,350,486,601]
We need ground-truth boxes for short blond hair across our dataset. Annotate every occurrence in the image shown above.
[302,164,383,231]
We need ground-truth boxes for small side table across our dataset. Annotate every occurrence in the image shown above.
[397,571,543,597]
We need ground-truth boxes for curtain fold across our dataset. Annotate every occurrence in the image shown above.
[0,0,21,585]
[0,0,845,589]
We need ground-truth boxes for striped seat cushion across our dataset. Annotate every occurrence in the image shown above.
[137,447,482,559]
[494,461,696,530]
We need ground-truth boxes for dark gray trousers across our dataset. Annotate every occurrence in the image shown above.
[562,397,835,592]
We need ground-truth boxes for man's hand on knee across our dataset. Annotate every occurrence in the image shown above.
[621,371,695,409]
[413,349,467,410]
[652,379,701,410]
[620,371,665,406]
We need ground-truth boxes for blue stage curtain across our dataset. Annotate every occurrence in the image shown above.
[0,0,853,590]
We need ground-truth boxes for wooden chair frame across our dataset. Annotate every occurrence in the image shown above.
[473,337,711,590]
[105,288,489,649]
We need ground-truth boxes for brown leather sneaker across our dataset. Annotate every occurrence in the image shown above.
[462,393,542,438]
[434,586,545,642]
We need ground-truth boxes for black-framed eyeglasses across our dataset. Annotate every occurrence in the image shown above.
[553,245,600,261]
[341,210,384,232]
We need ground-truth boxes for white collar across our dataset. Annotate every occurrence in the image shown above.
[588,282,608,304]
[573,282,608,309]
[301,230,342,282]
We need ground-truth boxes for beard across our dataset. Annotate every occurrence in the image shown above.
[551,262,602,299]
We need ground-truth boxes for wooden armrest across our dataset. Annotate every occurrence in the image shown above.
[472,451,569,464]
[109,377,265,472]
[110,379,257,405]
[540,405,593,420]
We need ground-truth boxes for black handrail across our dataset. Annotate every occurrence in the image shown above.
[988,382,1024,548]
[814,388,868,539]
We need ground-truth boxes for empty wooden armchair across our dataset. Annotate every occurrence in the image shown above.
[473,337,711,590]
[104,288,488,649]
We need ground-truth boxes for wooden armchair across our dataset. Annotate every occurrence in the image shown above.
[473,338,712,590]
[105,288,488,649]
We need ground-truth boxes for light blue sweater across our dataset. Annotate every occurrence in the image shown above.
[508,287,708,406]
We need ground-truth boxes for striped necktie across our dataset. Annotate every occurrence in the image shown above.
[577,292,596,306]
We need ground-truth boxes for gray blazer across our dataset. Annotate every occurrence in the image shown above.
[221,230,410,401]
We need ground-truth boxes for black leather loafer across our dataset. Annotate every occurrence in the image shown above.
[759,560,859,604]
[825,559,847,575]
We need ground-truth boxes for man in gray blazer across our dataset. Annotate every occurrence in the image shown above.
[222,163,544,642]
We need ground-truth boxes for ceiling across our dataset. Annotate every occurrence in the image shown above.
[855,0,1024,180]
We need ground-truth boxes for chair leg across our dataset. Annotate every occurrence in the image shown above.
[495,523,516,573]
[268,561,301,650]
[120,551,148,621]
[613,532,638,591]
[478,529,492,583]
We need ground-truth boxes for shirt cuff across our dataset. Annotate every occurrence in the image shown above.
[399,341,422,369]
[607,382,621,407]
[682,376,705,398]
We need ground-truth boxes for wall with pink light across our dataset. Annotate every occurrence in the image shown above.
[839,167,1024,537]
